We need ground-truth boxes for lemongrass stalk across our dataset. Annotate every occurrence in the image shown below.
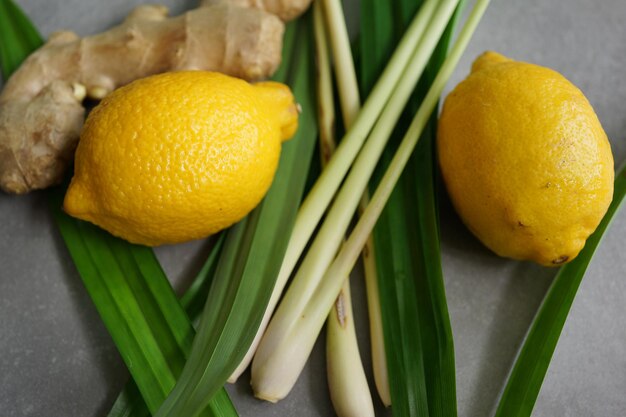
[260,0,490,403]
[315,0,390,406]
[326,282,375,417]
[251,0,462,401]
[314,0,337,160]
[317,9,387,401]
[304,0,490,357]
[314,3,375,416]
[320,0,359,127]
[270,0,437,299]
[235,0,438,388]
[361,232,391,406]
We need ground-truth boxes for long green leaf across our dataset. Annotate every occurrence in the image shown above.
[180,234,226,323]
[0,2,236,416]
[50,192,237,417]
[108,382,151,417]
[407,5,464,416]
[0,0,42,80]
[358,0,394,98]
[154,14,319,417]
[107,234,226,417]
[495,163,626,417]
[362,1,464,415]
[50,199,178,408]
[360,3,429,414]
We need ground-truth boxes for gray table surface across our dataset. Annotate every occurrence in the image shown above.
[2,0,626,416]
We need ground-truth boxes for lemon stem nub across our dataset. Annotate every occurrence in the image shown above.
[253,81,300,141]
[63,179,94,217]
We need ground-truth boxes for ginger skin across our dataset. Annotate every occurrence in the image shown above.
[206,0,313,21]
[0,0,300,194]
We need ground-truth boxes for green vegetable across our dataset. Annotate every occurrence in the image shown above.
[313,2,375,415]
[50,193,236,416]
[263,0,451,309]
[227,23,300,383]
[302,4,488,416]
[251,0,468,402]
[363,0,464,415]
[0,0,42,79]
[107,235,225,417]
[358,0,396,406]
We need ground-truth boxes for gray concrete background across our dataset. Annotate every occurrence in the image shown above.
[1,0,625,416]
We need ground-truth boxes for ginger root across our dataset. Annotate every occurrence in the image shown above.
[206,0,314,21]
[0,0,295,194]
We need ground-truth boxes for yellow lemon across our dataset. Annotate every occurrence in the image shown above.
[64,71,298,246]
[438,52,613,266]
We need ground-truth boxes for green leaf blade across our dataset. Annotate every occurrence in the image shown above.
[407,6,465,415]
[358,0,394,97]
[51,190,238,417]
[111,243,190,376]
[180,234,226,322]
[361,0,465,416]
[52,204,176,410]
[0,0,43,80]
[108,386,151,417]
[107,235,226,417]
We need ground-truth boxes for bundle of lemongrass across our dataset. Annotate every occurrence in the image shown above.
[247,0,491,414]
[4,0,626,417]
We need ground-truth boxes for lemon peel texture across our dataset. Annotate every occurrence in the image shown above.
[64,70,298,246]
[438,52,613,266]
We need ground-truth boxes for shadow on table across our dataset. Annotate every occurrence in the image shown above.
[465,261,556,417]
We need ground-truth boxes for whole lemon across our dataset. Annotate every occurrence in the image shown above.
[64,71,298,246]
[438,52,613,266]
